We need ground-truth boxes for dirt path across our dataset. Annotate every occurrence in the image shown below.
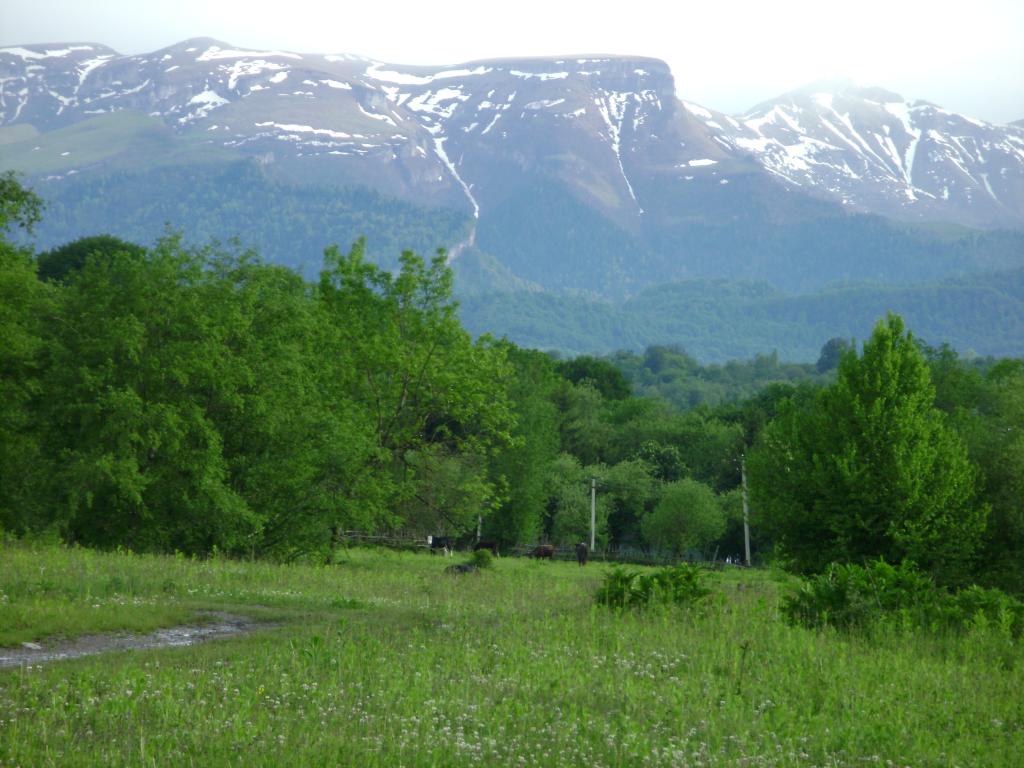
[0,612,266,669]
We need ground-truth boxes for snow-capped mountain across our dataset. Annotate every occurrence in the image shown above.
[0,39,744,224]
[690,82,1024,229]
[2,39,1022,231]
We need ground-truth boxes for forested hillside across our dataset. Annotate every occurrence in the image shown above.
[12,161,1024,362]
[459,270,1024,362]
[19,162,472,277]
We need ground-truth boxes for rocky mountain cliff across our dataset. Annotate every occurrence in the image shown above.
[2,39,1023,306]
[695,81,1024,229]
[3,39,1022,229]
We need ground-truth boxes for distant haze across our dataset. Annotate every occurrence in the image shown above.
[2,0,1022,124]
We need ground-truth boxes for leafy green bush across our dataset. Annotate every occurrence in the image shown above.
[596,563,710,610]
[783,559,936,630]
[942,585,1024,638]
[784,559,1024,637]
[470,549,494,569]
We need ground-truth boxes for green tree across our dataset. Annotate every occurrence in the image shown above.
[485,345,561,547]
[317,239,514,536]
[39,236,256,551]
[37,234,146,282]
[641,478,725,556]
[196,252,373,558]
[0,171,42,234]
[603,458,657,548]
[544,454,610,546]
[816,337,851,373]
[556,380,614,466]
[0,175,51,533]
[557,355,632,400]
[634,440,685,482]
[749,314,984,581]
[945,359,1024,592]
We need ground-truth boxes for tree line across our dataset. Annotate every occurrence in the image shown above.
[0,174,745,560]
[2,172,1022,595]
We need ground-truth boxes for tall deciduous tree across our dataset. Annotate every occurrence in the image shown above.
[749,314,984,581]
[485,345,561,547]
[317,239,514,535]
[0,174,50,533]
[640,478,725,556]
[39,235,256,551]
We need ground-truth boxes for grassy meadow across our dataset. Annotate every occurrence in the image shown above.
[0,543,1021,766]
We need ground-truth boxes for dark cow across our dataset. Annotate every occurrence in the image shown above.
[473,540,499,556]
[428,535,454,556]
[529,544,555,559]
[575,542,589,566]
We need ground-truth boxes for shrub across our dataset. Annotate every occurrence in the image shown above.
[783,559,1024,637]
[596,563,710,610]
[783,559,937,631]
[470,549,494,569]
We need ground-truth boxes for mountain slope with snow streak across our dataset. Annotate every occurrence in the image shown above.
[2,39,1023,306]
[3,40,1021,229]
[2,40,750,225]
[691,83,1024,228]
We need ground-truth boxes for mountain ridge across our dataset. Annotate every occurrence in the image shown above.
[3,38,1021,230]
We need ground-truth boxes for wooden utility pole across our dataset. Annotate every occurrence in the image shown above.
[590,477,597,551]
[741,455,751,566]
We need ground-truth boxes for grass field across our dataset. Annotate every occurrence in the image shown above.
[1,543,1021,766]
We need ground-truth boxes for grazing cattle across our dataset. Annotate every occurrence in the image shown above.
[529,544,555,559]
[575,542,589,566]
[473,540,499,556]
[428,535,454,556]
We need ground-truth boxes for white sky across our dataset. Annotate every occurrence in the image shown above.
[2,0,1022,124]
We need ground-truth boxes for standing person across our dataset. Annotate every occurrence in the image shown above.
[575,541,588,566]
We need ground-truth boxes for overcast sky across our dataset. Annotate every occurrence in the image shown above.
[3,0,1022,124]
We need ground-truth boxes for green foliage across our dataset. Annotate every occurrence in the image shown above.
[0,174,51,532]
[37,235,257,551]
[6,172,1023,581]
[930,352,1024,593]
[0,246,52,533]
[749,314,984,582]
[37,234,146,282]
[556,355,632,400]
[2,207,513,555]
[641,478,726,555]
[783,559,938,631]
[0,170,43,234]
[318,238,515,538]
[816,337,852,373]
[544,454,610,546]
[470,548,494,569]
[634,440,685,481]
[484,346,561,547]
[25,161,471,278]
[458,268,1024,364]
[595,563,711,609]
[784,559,1024,638]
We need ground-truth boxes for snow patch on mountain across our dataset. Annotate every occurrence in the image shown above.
[1,45,95,60]
[364,64,492,85]
[182,89,229,122]
[197,46,301,62]
[593,90,642,211]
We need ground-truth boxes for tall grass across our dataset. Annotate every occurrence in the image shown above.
[1,543,1021,766]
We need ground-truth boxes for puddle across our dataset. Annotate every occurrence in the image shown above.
[0,612,265,669]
